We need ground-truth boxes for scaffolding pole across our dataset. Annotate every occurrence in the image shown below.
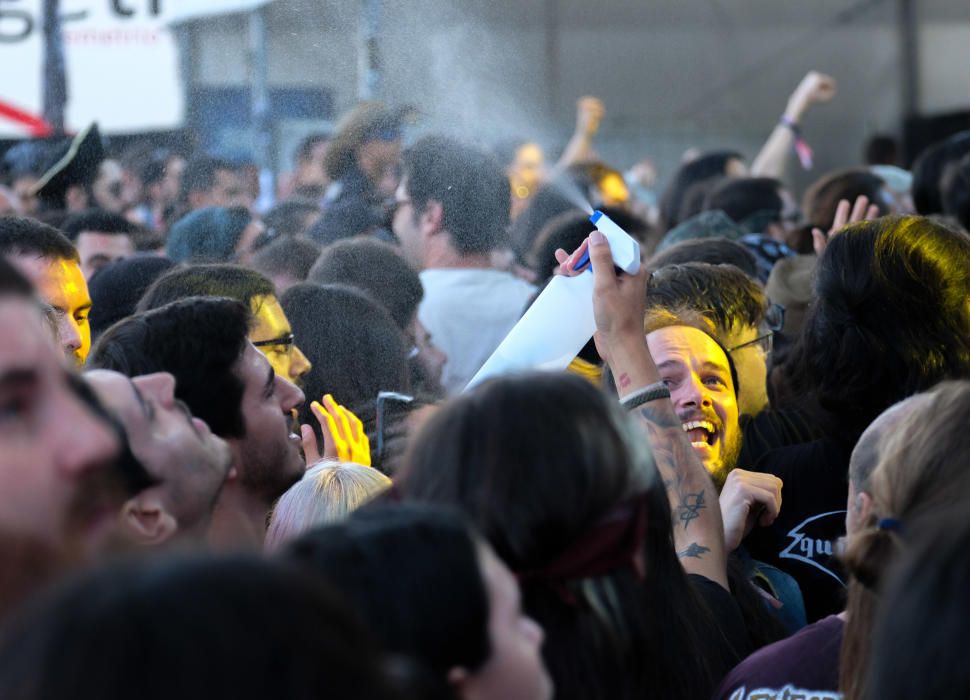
[358,0,382,101]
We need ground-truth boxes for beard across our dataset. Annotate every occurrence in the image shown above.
[709,426,744,491]
[237,434,304,506]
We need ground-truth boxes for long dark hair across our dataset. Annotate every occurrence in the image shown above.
[284,504,490,697]
[773,215,970,445]
[399,372,728,700]
[280,283,411,457]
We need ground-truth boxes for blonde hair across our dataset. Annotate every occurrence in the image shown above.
[264,461,391,551]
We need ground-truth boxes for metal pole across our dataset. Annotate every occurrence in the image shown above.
[249,4,275,209]
[41,0,67,135]
[544,0,559,121]
[897,0,919,117]
[358,0,382,101]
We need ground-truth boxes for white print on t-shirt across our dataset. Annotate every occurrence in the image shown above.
[728,684,842,700]
[778,510,847,586]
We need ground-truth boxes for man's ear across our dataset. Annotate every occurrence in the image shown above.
[121,492,178,546]
[421,199,445,235]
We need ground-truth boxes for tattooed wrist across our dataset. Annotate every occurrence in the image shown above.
[677,543,711,559]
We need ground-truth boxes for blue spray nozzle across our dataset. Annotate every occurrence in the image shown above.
[571,210,604,270]
[581,209,641,275]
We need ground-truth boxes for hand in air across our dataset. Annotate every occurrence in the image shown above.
[786,71,837,120]
[812,195,881,256]
[719,469,783,552]
[576,96,605,136]
[301,394,372,467]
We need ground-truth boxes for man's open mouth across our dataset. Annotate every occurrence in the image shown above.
[682,419,717,448]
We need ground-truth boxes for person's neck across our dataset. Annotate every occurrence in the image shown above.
[206,482,270,551]
[424,244,492,271]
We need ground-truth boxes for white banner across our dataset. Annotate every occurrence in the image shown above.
[0,0,275,138]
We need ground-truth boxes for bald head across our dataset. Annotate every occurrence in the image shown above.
[846,393,932,536]
[849,393,932,492]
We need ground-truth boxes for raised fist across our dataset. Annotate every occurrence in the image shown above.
[786,71,837,120]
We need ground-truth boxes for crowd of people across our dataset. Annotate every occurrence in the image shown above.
[0,68,969,700]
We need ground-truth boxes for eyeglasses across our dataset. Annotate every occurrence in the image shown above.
[728,332,774,354]
[252,333,295,350]
[727,304,786,354]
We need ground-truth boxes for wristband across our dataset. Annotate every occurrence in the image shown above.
[620,382,671,411]
[780,115,813,170]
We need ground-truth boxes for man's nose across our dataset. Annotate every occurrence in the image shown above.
[290,345,311,381]
[680,374,712,409]
[277,375,305,414]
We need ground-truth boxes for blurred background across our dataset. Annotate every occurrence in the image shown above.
[2,0,969,194]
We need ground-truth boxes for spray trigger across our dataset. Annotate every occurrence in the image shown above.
[573,210,641,275]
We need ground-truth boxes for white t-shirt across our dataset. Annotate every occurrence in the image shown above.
[419,268,536,395]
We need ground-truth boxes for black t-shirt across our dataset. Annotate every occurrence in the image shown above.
[688,574,752,686]
[744,439,851,622]
[713,614,844,700]
[739,408,820,470]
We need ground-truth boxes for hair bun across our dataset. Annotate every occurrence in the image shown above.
[843,525,900,591]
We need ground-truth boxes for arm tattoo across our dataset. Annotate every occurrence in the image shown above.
[677,543,711,559]
[635,404,681,430]
[618,372,632,389]
[634,405,716,534]
[628,383,725,579]
[676,491,706,530]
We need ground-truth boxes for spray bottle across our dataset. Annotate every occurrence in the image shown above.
[464,211,640,390]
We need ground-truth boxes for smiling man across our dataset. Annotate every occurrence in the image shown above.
[645,318,743,488]
[646,262,776,417]
[85,370,232,546]
[643,311,785,571]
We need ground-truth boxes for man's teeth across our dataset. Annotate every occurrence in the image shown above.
[682,420,715,447]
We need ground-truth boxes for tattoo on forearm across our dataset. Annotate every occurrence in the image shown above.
[633,405,715,535]
[677,491,706,530]
[677,543,710,559]
[618,372,632,389]
[635,404,681,430]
